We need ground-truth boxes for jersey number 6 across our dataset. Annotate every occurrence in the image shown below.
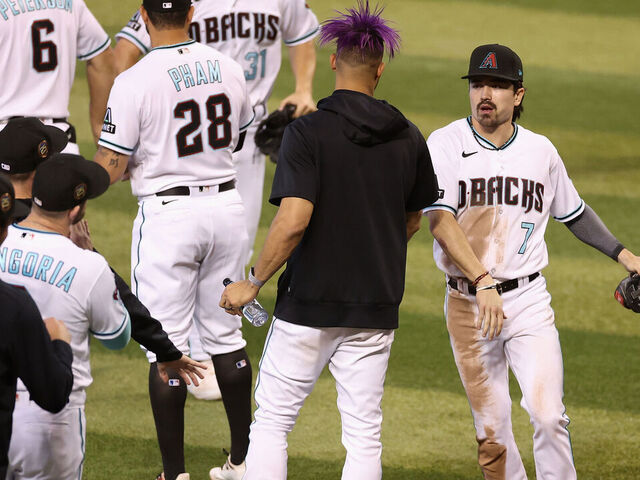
[174,94,232,157]
[31,20,58,72]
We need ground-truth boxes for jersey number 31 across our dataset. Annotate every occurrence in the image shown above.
[174,94,232,157]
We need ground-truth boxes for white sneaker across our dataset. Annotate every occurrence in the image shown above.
[176,475,190,480]
[209,455,246,480]
[187,359,222,401]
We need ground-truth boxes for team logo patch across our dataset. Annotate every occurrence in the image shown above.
[177,47,190,55]
[479,52,498,69]
[102,108,116,134]
[38,139,49,158]
[162,2,172,8]
[74,183,87,200]
[0,193,12,213]
[236,359,247,369]
[168,379,180,386]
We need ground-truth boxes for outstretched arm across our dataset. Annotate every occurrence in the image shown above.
[280,40,316,118]
[87,48,116,145]
[427,210,505,339]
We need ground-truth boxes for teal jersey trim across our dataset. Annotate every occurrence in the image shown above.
[466,116,518,151]
[117,31,149,54]
[11,224,64,237]
[240,110,256,131]
[96,316,131,350]
[98,138,135,153]
[554,200,585,222]
[133,203,146,296]
[77,37,110,61]
[151,39,196,52]
[424,204,457,215]
[284,26,319,45]
[77,408,85,480]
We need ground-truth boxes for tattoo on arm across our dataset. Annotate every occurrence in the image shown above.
[108,151,121,169]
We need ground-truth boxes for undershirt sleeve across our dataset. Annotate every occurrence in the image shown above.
[564,203,625,261]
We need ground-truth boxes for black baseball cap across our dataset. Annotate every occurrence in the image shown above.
[143,0,191,12]
[462,44,523,82]
[0,117,68,174]
[32,154,110,212]
[0,173,30,222]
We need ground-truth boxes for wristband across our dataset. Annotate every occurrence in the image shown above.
[476,283,498,292]
[471,271,490,287]
[248,267,265,288]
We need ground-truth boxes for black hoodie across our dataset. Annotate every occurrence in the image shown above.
[269,89,438,329]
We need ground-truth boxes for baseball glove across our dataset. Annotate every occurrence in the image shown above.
[614,273,640,313]
[254,103,297,163]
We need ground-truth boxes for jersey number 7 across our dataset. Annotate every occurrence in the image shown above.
[174,94,231,157]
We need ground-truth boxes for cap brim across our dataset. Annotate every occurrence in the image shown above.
[11,200,30,220]
[461,73,521,82]
[41,124,69,154]
[80,161,110,200]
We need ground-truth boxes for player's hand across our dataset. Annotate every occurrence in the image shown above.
[44,317,72,344]
[279,91,316,118]
[219,279,260,316]
[617,248,640,275]
[69,220,94,251]
[157,355,207,387]
[475,282,505,340]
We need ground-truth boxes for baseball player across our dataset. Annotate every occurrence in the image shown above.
[220,3,439,479]
[0,0,115,149]
[1,154,131,480]
[94,1,254,479]
[0,173,74,480]
[424,44,640,479]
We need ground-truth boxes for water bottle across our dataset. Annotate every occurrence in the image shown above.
[223,278,269,327]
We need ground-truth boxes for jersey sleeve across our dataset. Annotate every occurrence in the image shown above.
[549,149,585,223]
[75,0,111,61]
[423,131,459,215]
[406,130,439,212]
[279,0,320,46]
[269,120,317,206]
[115,10,151,55]
[87,262,131,350]
[239,76,255,132]
[98,75,140,155]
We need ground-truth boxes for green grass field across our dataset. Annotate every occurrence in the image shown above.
[70,1,640,478]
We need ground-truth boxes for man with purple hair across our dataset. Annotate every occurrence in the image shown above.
[219,2,439,478]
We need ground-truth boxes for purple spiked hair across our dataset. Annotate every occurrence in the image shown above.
[319,1,400,59]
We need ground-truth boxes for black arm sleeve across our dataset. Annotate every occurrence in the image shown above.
[111,268,182,362]
[14,294,73,414]
[564,204,625,261]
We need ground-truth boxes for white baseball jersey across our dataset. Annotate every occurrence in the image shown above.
[424,117,585,281]
[116,0,319,119]
[0,224,129,407]
[0,0,110,119]
[99,40,253,198]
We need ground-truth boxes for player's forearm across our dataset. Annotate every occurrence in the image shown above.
[253,199,313,283]
[113,38,143,75]
[406,211,422,241]
[93,146,130,184]
[87,49,116,144]
[288,40,316,96]
[427,210,492,282]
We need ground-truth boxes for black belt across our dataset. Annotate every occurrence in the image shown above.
[448,272,540,295]
[156,180,235,197]
[9,115,67,123]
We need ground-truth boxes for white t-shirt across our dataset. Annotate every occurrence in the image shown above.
[0,224,129,407]
[0,0,110,119]
[116,0,319,120]
[98,40,254,198]
[424,117,585,281]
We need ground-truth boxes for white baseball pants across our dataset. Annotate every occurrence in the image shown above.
[445,275,576,480]
[131,188,248,363]
[244,318,395,480]
[8,395,85,480]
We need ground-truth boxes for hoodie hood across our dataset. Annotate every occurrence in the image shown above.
[317,90,409,146]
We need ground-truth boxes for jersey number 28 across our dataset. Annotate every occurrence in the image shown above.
[31,20,58,72]
[174,94,231,157]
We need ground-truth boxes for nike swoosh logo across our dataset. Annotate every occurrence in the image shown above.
[161,200,178,205]
[462,151,478,158]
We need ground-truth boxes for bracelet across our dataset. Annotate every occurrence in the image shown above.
[471,271,490,287]
[476,283,498,292]
[248,267,265,288]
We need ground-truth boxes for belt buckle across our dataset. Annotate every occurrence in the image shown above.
[495,282,505,295]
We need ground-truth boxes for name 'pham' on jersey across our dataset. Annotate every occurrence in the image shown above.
[189,12,280,44]
[168,58,222,93]
[0,247,76,293]
[0,0,73,20]
[458,176,544,213]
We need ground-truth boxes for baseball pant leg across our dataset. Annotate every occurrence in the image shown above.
[328,329,395,480]
[233,125,265,263]
[8,400,85,480]
[446,289,527,480]
[503,280,576,480]
[244,319,337,480]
